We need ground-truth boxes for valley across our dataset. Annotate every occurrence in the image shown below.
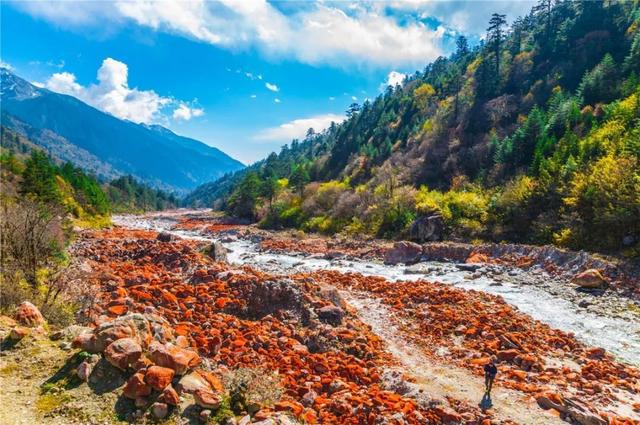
[2,1,640,424]
[5,209,638,424]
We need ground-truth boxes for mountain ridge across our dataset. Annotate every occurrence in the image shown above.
[1,68,244,193]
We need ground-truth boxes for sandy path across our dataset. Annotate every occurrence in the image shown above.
[342,291,565,425]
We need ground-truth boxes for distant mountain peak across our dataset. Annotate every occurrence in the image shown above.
[1,68,42,101]
[1,69,244,193]
[143,123,176,136]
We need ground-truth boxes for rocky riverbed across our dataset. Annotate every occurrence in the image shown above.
[114,211,640,367]
[12,208,629,424]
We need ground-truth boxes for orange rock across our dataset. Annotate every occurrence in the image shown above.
[104,338,142,370]
[149,342,200,375]
[145,365,175,391]
[14,301,45,327]
[214,297,231,308]
[72,333,99,353]
[107,304,128,316]
[275,400,304,416]
[572,269,608,289]
[193,389,222,409]
[586,347,606,359]
[300,409,318,424]
[123,372,152,399]
[497,349,519,362]
[160,385,180,406]
[510,370,527,381]
[433,406,463,423]
[198,370,224,392]
[466,252,489,264]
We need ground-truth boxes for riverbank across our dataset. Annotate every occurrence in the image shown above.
[116,210,640,365]
[110,210,640,423]
[2,209,638,424]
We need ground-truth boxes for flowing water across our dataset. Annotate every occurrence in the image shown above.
[113,213,640,365]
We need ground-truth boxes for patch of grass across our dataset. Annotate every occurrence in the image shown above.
[36,392,72,414]
[627,302,640,316]
[72,215,112,229]
[210,395,234,423]
[0,361,18,376]
[223,367,283,414]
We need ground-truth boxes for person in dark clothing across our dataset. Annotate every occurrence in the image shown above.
[484,356,498,395]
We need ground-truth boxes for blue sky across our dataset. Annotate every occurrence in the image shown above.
[1,1,534,163]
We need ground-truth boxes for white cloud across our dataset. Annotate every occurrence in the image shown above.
[254,113,344,142]
[351,96,357,101]
[43,58,198,124]
[45,71,84,96]
[265,82,279,92]
[274,98,281,103]
[288,4,445,67]
[13,0,120,27]
[329,96,335,101]
[244,71,264,81]
[172,103,204,121]
[15,1,450,68]
[32,81,45,88]
[250,94,257,99]
[394,0,536,34]
[384,71,406,88]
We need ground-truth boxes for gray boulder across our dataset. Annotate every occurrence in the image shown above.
[384,241,423,265]
[156,232,175,242]
[409,214,444,243]
[317,305,345,326]
[205,241,228,263]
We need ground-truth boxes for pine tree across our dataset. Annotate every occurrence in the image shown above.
[510,17,524,56]
[227,172,261,220]
[533,0,553,46]
[20,151,61,205]
[289,165,310,196]
[456,35,469,57]
[487,13,507,82]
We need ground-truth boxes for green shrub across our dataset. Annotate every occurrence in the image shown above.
[259,201,306,229]
[563,154,640,252]
[376,204,415,239]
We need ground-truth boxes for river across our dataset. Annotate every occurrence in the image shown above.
[113,213,640,365]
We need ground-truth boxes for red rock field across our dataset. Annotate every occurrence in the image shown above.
[2,212,639,424]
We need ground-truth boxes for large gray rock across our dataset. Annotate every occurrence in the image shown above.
[409,214,444,243]
[565,398,607,425]
[317,305,344,326]
[156,232,175,242]
[72,313,174,353]
[205,241,228,263]
[384,241,423,265]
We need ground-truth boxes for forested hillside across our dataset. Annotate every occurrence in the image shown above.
[0,128,178,215]
[190,0,640,256]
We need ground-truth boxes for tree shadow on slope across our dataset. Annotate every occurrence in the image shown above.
[41,351,86,393]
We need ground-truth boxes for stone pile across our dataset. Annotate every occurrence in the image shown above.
[71,228,491,424]
[70,312,209,419]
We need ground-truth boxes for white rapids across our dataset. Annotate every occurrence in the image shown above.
[113,213,640,365]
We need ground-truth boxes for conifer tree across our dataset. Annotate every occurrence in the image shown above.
[487,13,507,81]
